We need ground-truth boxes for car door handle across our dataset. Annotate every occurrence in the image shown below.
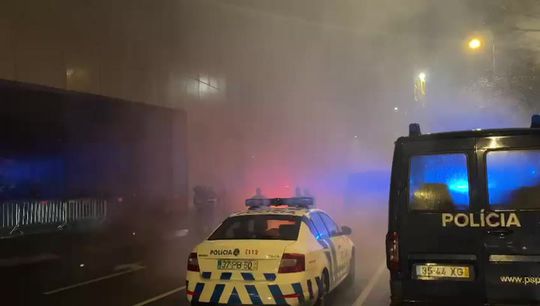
[487,228,514,237]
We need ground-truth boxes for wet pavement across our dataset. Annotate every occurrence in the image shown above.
[3,202,390,306]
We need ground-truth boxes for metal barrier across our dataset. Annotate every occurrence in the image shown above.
[0,198,107,236]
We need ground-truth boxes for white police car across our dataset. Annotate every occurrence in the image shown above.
[186,197,355,305]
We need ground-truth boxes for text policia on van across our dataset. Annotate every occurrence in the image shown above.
[441,210,521,228]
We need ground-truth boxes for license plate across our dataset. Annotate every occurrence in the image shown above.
[415,264,471,280]
[217,259,258,271]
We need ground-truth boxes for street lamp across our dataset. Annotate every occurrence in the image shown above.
[414,72,427,102]
[466,35,495,74]
[468,38,482,50]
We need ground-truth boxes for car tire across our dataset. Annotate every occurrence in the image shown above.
[315,270,329,306]
[344,248,356,287]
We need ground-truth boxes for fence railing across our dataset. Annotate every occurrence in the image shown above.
[0,198,107,237]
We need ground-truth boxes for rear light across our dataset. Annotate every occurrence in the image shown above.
[187,252,200,272]
[278,253,305,273]
[386,231,400,272]
[282,293,300,298]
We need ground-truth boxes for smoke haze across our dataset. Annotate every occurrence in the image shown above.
[182,0,533,210]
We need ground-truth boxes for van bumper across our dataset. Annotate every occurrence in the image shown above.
[391,300,484,306]
[391,301,538,306]
[390,280,484,305]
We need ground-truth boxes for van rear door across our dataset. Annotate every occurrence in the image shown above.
[397,139,484,303]
[480,137,540,303]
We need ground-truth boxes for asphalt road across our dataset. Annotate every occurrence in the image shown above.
[4,203,389,306]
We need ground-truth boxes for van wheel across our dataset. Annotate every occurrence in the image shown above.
[344,249,356,287]
[315,270,329,306]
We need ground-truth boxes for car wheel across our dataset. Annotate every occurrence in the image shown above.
[344,248,356,287]
[315,270,329,306]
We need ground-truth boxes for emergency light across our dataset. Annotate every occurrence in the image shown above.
[245,198,271,208]
[272,197,314,207]
[409,123,421,136]
[245,197,315,209]
[531,114,540,128]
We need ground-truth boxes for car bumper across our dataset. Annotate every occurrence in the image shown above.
[191,303,290,306]
[186,272,320,306]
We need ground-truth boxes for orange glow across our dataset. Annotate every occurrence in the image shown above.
[468,38,482,49]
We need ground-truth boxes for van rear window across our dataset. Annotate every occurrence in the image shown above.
[487,150,540,210]
[208,215,301,240]
[409,153,470,211]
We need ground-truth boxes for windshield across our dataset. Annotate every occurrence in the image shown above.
[208,215,301,240]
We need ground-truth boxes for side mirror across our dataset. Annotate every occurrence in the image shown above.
[341,226,352,236]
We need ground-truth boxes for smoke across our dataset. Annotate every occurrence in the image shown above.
[183,0,535,211]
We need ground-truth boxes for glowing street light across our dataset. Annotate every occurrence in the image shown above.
[414,72,427,102]
[468,38,482,50]
[466,34,496,73]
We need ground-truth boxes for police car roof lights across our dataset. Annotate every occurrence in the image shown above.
[245,197,315,209]
[273,197,314,207]
[245,198,271,208]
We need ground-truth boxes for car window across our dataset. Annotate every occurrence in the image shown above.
[319,213,339,237]
[310,213,329,239]
[487,150,540,210]
[409,153,470,211]
[303,217,320,239]
[208,215,301,240]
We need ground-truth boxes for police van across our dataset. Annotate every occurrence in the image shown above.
[387,116,540,305]
[186,197,355,305]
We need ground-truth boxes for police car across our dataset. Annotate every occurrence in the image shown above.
[186,197,355,305]
[387,116,540,305]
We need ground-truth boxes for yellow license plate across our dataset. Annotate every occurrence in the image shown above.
[415,264,470,280]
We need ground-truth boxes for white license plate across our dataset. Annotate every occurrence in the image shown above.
[415,264,471,280]
[217,259,258,271]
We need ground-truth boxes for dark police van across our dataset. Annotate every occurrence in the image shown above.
[387,116,540,305]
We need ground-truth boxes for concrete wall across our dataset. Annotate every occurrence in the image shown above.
[0,0,216,108]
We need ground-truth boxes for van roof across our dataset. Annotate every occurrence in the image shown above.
[397,128,540,144]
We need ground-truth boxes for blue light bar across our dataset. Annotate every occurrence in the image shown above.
[278,197,314,207]
[245,197,315,208]
[245,198,271,208]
